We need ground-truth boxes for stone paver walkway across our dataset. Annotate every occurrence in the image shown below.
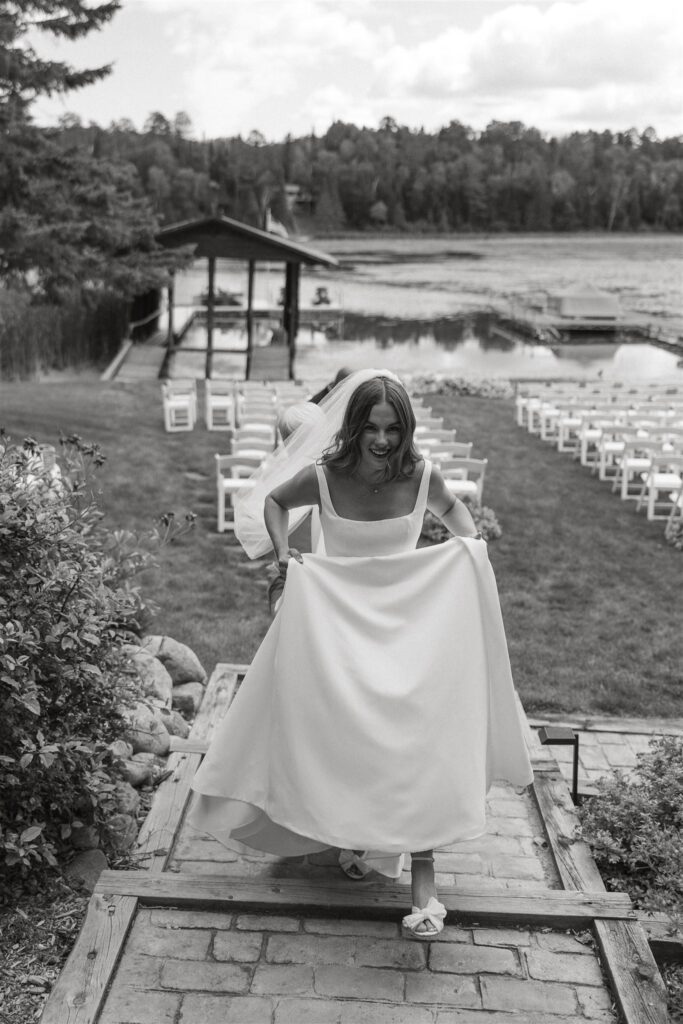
[97,781,620,1023]
[530,715,683,794]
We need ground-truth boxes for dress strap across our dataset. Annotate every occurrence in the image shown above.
[413,459,432,517]
[314,463,334,515]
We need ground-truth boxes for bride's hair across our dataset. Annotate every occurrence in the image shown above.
[320,375,420,478]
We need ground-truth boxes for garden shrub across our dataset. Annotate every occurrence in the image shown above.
[0,435,159,890]
[421,498,503,545]
[579,735,683,919]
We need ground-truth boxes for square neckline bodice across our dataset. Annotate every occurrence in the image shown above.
[316,459,432,523]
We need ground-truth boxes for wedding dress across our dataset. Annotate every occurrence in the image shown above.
[188,460,533,876]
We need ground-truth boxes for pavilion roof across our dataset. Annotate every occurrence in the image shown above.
[157,215,339,267]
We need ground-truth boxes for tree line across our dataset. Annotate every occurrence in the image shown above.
[56,112,683,235]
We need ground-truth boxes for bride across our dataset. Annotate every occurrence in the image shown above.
[189,369,533,940]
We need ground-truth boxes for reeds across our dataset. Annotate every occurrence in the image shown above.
[0,288,129,379]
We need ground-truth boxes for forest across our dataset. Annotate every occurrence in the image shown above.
[55,111,683,235]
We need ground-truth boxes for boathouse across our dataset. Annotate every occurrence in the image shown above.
[157,216,339,379]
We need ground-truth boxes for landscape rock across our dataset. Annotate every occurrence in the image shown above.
[141,635,207,685]
[171,682,204,715]
[124,645,173,707]
[108,739,134,761]
[70,825,100,851]
[121,759,153,788]
[123,701,171,756]
[64,849,109,892]
[158,707,191,739]
[106,813,138,852]
[115,780,141,816]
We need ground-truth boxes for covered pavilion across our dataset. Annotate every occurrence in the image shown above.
[157,215,338,379]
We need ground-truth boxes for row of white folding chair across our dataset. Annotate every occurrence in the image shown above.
[162,380,197,432]
[521,390,683,433]
[215,453,261,532]
[635,453,683,520]
[596,426,683,482]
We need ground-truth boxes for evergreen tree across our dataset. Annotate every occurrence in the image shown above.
[0,2,187,299]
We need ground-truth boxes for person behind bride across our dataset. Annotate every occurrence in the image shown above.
[189,369,533,940]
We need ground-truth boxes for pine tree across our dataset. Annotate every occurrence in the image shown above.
[0,2,188,299]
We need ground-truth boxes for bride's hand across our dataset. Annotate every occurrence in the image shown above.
[277,548,304,574]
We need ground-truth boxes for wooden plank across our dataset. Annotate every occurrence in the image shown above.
[532,767,668,1022]
[595,919,669,1024]
[532,768,605,891]
[133,664,239,873]
[40,895,137,1024]
[528,714,683,737]
[168,737,209,754]
[94,871,634,928]
[638,913,683,964]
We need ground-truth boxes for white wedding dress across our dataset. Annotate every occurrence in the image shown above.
[188,460,533,877]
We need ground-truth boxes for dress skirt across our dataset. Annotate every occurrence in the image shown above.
[189,538,533,872]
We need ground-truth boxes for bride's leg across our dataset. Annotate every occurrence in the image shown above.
[410,850,437,931]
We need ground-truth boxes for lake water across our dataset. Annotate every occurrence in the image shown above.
[168,234,683,382]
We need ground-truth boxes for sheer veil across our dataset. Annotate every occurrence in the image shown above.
[234,368,402,559]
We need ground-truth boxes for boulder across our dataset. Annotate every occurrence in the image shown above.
[108,739,134,761]
[171,682,204,715]
[70,824,100,851]
[158,707,191,739]
[106,813,138,853]
[141,635,207,686]
[123,701,171,757]
[64,849,109,892]
[124,645,173,707]
[115,780,141,816]
[121,758,153,788]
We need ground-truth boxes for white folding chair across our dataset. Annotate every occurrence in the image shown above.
[231,438,273,460]
[440,458,488,503]
[635,454,683,521]
[215,454,262,533]
[162,380,197,432]
[424,442,473,463]
[205,380,235,431]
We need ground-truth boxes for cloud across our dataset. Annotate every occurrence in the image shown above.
[371,0,683,133]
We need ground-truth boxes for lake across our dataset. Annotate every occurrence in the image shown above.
[168,233,683,382]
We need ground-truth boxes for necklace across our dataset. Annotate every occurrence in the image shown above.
[353,469,388,495]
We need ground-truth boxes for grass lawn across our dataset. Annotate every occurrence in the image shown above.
[2,378,682,718]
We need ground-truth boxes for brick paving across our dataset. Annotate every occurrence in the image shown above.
[99,907,617,1023]
[96,780,622,1023]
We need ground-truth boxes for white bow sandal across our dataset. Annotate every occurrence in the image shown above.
[339,849,372,880]
[402,854,446,940]
[402,896,447,941]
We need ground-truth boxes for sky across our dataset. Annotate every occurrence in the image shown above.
[32,0,683,142]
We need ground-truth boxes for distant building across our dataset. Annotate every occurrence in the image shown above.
[548,284,620,321]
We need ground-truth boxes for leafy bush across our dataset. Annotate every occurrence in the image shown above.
[579,736,683,919]
[0,435,163,889]
[421,498,503,545]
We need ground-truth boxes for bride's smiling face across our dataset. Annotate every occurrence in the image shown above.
[359,401,403,468]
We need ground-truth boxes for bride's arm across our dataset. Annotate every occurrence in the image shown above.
[264,464,320,568]
[426,464,480,538]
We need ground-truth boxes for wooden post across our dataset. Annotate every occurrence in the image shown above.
[283,261,300,380]
[167,274,175,346]
[245,259,255,380]
[206,255,215,379]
